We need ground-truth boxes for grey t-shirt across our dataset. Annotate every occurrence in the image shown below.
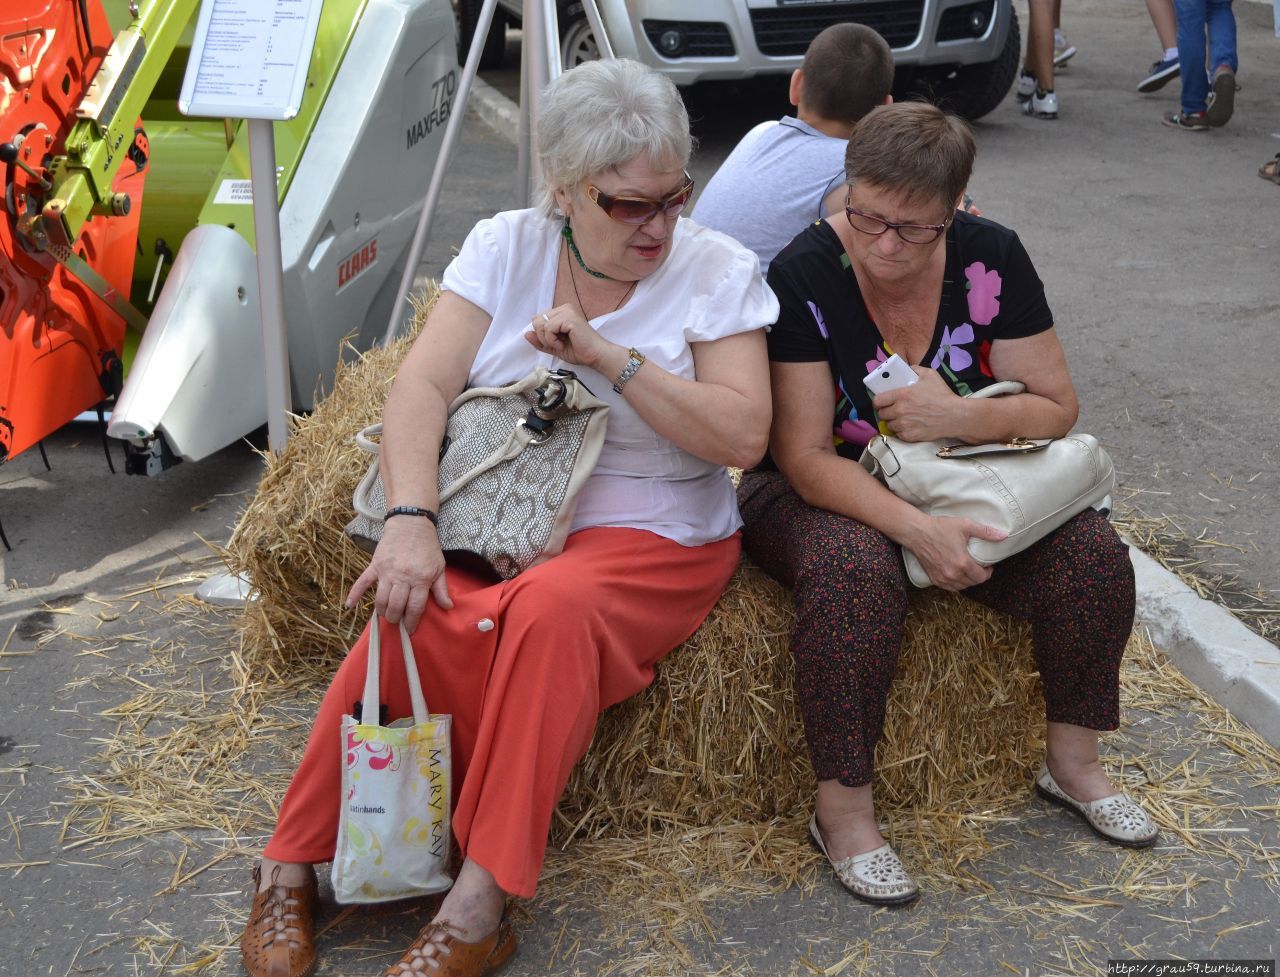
[691,117,846,275]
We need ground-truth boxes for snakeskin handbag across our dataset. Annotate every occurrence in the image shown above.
[346,368,610,578]
[860,381,1115,588]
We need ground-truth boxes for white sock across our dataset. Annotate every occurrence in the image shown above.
[1165,47,1179,61]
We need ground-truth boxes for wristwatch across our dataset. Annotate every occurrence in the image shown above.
[612,347,646,394]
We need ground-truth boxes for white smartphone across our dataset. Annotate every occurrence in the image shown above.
[863,354,919,396]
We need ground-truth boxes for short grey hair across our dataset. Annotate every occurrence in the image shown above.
[535,59,693,218]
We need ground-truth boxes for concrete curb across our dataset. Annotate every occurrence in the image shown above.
[1131,546,1280,745]
[466,71,1280,748]
[467,76,522,144]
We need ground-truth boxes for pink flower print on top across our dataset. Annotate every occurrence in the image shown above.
[865,347,888,376]
[837,418,880,447]
[964,261,1002,325]
[930,323,975,372]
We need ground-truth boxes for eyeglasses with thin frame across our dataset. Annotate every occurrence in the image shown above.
[844,191,952,245]
[586,172,695,225]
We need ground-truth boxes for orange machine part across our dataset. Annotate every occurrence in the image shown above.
[0,0,146,463]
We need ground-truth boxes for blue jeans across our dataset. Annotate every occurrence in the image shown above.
[1174,0,1238,114]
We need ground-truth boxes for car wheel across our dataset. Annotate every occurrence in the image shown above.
[560,2,600,68]
[456,0,508,70]
[906,7,1021,121]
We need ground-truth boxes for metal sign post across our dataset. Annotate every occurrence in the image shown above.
[179,0,324,605]
[178,0,325,453]
[382,0,613,344]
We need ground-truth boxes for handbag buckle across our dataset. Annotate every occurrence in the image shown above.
[535,373,571,415]
[520,412,554,444]
[937,437,1037,459]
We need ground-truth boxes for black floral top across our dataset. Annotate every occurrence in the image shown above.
[764,213,1055,462]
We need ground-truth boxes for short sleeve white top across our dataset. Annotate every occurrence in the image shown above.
[441,208,779,546]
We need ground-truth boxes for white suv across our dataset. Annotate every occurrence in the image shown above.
[457,0,1021,121]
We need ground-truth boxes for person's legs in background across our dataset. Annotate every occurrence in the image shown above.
[1138,0,1181,91]
[1022,0,1059,118]
[1164,0,1210,129]
[1052,0,1077,66]
[1203,0,1238,126]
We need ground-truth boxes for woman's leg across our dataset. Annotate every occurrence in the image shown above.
[963,509,1136,801]
[408,526,740,961]
[1024,0,1057,92]
[739,471,910,859]
[450,527,740,899]
[1146,0,1179,50]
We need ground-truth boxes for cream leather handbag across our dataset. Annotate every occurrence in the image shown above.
[859,381,1115,588]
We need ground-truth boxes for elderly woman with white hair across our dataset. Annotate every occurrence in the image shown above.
[238,59,776,977]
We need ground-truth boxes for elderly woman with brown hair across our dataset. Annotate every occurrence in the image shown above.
[238,58,776,977]
[739,101,1158,906]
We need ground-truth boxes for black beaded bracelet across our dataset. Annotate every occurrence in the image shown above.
[384,505,439,527]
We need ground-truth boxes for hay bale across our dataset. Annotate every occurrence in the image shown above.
[226,302,432,672]
[553,571,1042,844]
[226,290,1043,863]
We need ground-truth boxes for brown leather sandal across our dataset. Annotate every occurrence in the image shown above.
[239,864,319,977]
[1260,154,1280,187]
[381,916,517,977]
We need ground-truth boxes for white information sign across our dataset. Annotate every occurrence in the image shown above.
[178,0,324,120]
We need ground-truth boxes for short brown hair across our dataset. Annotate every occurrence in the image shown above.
[843,102,975,211]
[801,24,895,124]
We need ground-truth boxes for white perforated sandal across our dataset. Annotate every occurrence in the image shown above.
[1035,764,1159,849]
[808,816,920,906]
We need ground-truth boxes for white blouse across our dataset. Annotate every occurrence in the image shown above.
[441,208,778,546]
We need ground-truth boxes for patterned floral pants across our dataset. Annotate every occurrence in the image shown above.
[738,469,1136,789]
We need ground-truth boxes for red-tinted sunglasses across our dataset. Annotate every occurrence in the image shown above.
[586,172,695,224]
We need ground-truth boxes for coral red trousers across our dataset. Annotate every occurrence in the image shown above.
[264,527,741,898]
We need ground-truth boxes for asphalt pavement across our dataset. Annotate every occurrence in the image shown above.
[1,0,1278,974]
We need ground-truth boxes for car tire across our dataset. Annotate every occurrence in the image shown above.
[560,2,600,68]
[908,7,1021,121]
[457,0,508,70]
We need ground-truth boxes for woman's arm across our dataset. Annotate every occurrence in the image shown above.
[771,360,1005,591]
[346,291,491,631]
[872,329,1079,444]
[526,312,771,470]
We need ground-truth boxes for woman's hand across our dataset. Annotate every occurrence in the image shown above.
[346,518,453,634]
[525,304,620,371]
[872,368,961,442]
[905,515,1007,591]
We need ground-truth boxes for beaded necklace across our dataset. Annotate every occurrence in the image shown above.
[565,237,636,318]
[561,223,611,280]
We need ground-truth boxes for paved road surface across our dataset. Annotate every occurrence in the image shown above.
[1,1,1277,975]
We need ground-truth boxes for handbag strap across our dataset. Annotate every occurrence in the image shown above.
[860,379,1032,479]
[438,422,536,503]
[360,615,431,726]
[968,380,1025,399]
[354,423,383,454]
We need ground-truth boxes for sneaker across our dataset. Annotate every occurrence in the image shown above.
[1205,64,1235,127]
[1022,88,1058,119]
[1052,29,1077,67]
[1137,57,1180,93]
[1015,70,1037,103]
[1162,109,1209,131]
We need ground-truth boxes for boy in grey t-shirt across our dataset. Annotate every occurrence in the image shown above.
[692,24,894,275]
